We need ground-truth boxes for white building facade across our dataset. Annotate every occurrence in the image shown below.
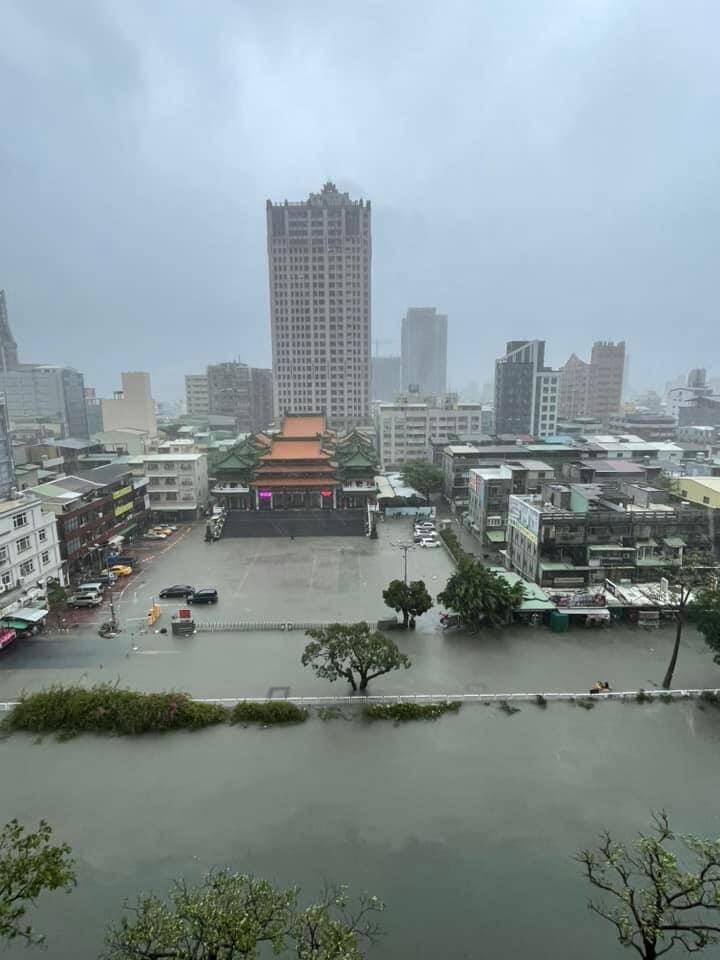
[0,497,63,616]
[376,397,485,467]
[141,453,208,519]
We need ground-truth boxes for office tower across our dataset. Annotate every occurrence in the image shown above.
[558,340,625,425]
[0,403,16,497]
[84,387,104,434]
[0,290,19,372]
[400,307,447,395]
[250,367,274,432]
[267,181,371,430]
[0,365,89,438]
[101,372,157,437]
[494,340,559,437]
[372,355,401,402]
[185,375,210,417]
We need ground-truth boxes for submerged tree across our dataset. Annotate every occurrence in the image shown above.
[662,553,715,690]
[690,585,720,665]
[437,557,525,630]
[0,819,76,947]
[103,869,384,960]
[303,622,411,691]
[577,812,720,959]
[382,579,433,628]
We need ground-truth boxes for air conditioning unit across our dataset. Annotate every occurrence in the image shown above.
[0,584,6,594]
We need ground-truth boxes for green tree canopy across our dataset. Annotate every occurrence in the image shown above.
[399,463,444,502]
[437,558,525,629]
[691,585,720,664]
[302,622,411,691]
[577,812,720,959]
[382,579,433,628]
[103,869,384,960]
[0,819,75,947]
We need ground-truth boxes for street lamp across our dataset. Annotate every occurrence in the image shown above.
[391,541,415,585]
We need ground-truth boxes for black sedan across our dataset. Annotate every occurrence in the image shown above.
[158,584,195,599]
[187,588,218,604]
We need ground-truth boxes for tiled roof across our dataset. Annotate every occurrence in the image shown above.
[262,440,330,461]
[281,414,326,438]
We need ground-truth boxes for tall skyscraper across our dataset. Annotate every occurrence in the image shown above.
[400,307,447,395]
[494,340,559,437]
[372,355,401,402]
[558,340,625,425]
[185,374,210,417]
[0,290,19,372]
[0,403,16,498]
[267,182,371,430]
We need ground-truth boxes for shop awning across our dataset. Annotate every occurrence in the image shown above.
[663,536,686,548]
[13,607,49,623]
[485,529,506,543]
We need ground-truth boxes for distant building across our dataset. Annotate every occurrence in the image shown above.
[0,404,15,499]
[101,372,157,438]
[494,340,559,438]
[0,496,64,618]
[0,290,19,371]
[0,365,89,438]
[375,394,484,468]
[400,308,447,395]
[84,387,103,434]
[185,372,210,417]
[140,453,208,520]
[678,395,720,429]
[607,412,676,441]
[267,182,371,430]
[467,460,554,553]
[372,356,401,402]
[558,341,625,426]
[667,369,714,421]
[250,367,274,432]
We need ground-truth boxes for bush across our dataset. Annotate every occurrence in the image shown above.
[635,689,653,704]
[439,529,466,564]
[535,694,548,708]
[231,701,308,725]
[699,690,720,708]
[364,701,461,722]
[2,684,228,736]
[498,701,520,716]
[576,699,595,710]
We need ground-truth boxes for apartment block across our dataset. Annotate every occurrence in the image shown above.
[185,374,209,417]
[101,372,157,437]
[467,460,554,552]
[140,453,208,520]
[558,341,625,425]
[400,307,447,395]
[375,395,484,468]
[494,340,559,438]
[267,182,371,430]
[0,497,63,617]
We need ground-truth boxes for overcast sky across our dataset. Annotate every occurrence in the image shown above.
[1,0,719,401]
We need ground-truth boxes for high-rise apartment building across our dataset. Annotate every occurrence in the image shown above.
[558,341,625,425]
[0,365,89,438]
[250,367,274,432]
[400,307,447,395]
[0,403,16,498]
[494,340,559,438]
[267,182,371,430]
[372,356,401,402]
[185,374,210,417]
[0,290,19,372]
[101,372,157,437]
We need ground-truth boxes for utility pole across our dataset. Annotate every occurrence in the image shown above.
[391,541,415,585]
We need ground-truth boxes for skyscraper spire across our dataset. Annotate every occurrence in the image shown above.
[0,290,19,371]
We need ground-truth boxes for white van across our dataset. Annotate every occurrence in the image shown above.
[77,582,104,597]
[67,592,103,609]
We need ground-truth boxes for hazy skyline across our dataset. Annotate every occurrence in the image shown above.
[1,0,719,400]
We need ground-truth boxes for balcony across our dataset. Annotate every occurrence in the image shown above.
[212,482,250,494]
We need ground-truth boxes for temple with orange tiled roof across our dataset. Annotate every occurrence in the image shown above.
[210,413,377,511]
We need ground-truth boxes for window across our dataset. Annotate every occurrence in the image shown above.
[41,550,50,565]
[38,528,47,542]
[703,496,710,505]
[19,559,35,577]
[0,546,7,565]
[16,536,31,553]
[13,512,28,529]
[1,571,11,587]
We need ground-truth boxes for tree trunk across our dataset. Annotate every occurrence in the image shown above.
[402,609,409,628]
[359,674,368,691]
[662,610,684,690]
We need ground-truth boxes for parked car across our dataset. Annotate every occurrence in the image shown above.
[420,538,440,548]
[159,584,195,599]
[151,526,174,536]
[0,628,17,651]
[108,564,133,577]
[96,573,117,586]
[77,581,105,595]
[67,592,103,609]
[187,588,218,605]
[143,531,167,541]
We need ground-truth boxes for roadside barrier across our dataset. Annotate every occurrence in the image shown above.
[3,688,718,712]
[193,621,352,633]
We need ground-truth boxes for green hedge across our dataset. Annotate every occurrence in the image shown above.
[364,701,461,722]
[230,701,308,725]
[2,685,228,736]
[439,529,467,564]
